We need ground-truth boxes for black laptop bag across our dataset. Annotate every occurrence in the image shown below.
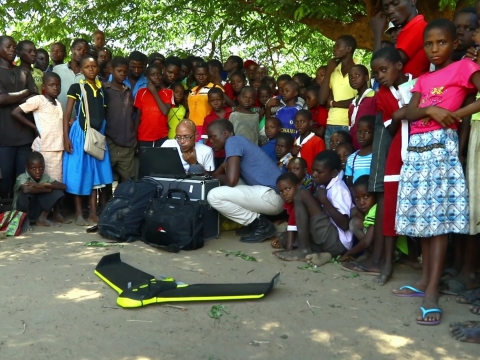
[98,177,163,242]
[142,189,207,252]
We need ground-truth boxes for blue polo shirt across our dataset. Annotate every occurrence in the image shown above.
[108,74,147,99]
[225,135,281,191]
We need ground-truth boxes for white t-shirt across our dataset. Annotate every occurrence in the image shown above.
[162,139,215,172]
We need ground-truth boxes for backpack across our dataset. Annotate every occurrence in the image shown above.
[142,189,207,252]
[98,177,163,242]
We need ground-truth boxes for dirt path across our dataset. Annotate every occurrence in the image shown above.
[0,224,478,360]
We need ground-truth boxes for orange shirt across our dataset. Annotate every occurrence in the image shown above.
[188,83,224,126]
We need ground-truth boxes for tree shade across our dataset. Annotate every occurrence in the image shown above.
[1,0,468,74]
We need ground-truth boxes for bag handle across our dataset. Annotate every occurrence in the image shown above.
[165,189,190,202]
[79,84,91,131]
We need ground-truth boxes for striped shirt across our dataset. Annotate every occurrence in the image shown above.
[345,151,372,183]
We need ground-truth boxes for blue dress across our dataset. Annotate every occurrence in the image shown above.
[63,82,113,195]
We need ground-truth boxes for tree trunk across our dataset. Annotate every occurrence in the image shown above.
[249,0,469,50]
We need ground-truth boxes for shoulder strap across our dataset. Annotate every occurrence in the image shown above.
[351,151,359,175]
[79,84,91,130]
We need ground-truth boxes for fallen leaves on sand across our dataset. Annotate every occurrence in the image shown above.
[217,249,257,262]
[329,255,341,264]
[297,264,322,273]
[85,241,124,248]
[208,305,229,319]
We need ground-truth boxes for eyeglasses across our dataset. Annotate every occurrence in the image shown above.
[175,135,195,142]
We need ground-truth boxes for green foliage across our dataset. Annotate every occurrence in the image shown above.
[0,0,460,76]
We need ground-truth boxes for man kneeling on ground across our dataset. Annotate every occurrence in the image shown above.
[13,152,68,230]
[207,119,284,243]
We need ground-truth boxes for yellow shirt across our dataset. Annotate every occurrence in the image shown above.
[328,63,357,126]
[188,83,224,127]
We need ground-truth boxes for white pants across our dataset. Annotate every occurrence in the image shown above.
[207,184,284,226]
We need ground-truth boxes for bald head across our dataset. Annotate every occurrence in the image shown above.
[175,119,197,152]
[177,119,196,133]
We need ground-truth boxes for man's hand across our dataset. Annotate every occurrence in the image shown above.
[316,186,328,202]
[370,12,387,34]
[147,81,157,94]
[182,148,197,165]
[266,97,280,108]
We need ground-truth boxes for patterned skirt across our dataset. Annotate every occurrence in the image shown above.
[395,129,469,237]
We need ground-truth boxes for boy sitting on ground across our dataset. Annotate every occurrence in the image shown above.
[274,150,352,265]
[13,152,67,230]
[338,175,376,262]
[287,157,312,192]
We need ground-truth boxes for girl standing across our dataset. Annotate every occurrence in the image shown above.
[63,55,113,226]
[348,65,376,150]
[394,19,480,326]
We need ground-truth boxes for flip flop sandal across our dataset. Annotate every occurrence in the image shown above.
[340,262,380,276]
[391,285,425,297]
[416,306,442,326]
[457,289,480,304]
[469,300,480,315]
[440,279,468,296]
[441,268,459,283]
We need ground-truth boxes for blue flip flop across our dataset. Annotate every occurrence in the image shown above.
[416,306,442,326]
[392,285,425,297]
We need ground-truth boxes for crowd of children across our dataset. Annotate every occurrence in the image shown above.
[1,0,480,341]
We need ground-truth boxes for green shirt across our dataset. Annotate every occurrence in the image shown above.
[13,172,54,209]
[363,204,376,229]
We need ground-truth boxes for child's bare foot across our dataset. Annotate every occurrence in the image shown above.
[470,302,480,315]
[75,216,89,226]
[373,264,393,286]
[53,213,72,224]
[36,218,60,227]
[22,218,33,232]
[450,321,480,343]
[306,253,332,267]
[88,214,99,223]
[273,248,311,261]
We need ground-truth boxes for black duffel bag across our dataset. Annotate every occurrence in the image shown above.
[98,177,163,242]
[142,189,207,252]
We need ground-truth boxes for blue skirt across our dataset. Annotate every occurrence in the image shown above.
[63,120,113,195]
[395,129,469,237]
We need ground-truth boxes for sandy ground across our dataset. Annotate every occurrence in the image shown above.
[0,223,479,360]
